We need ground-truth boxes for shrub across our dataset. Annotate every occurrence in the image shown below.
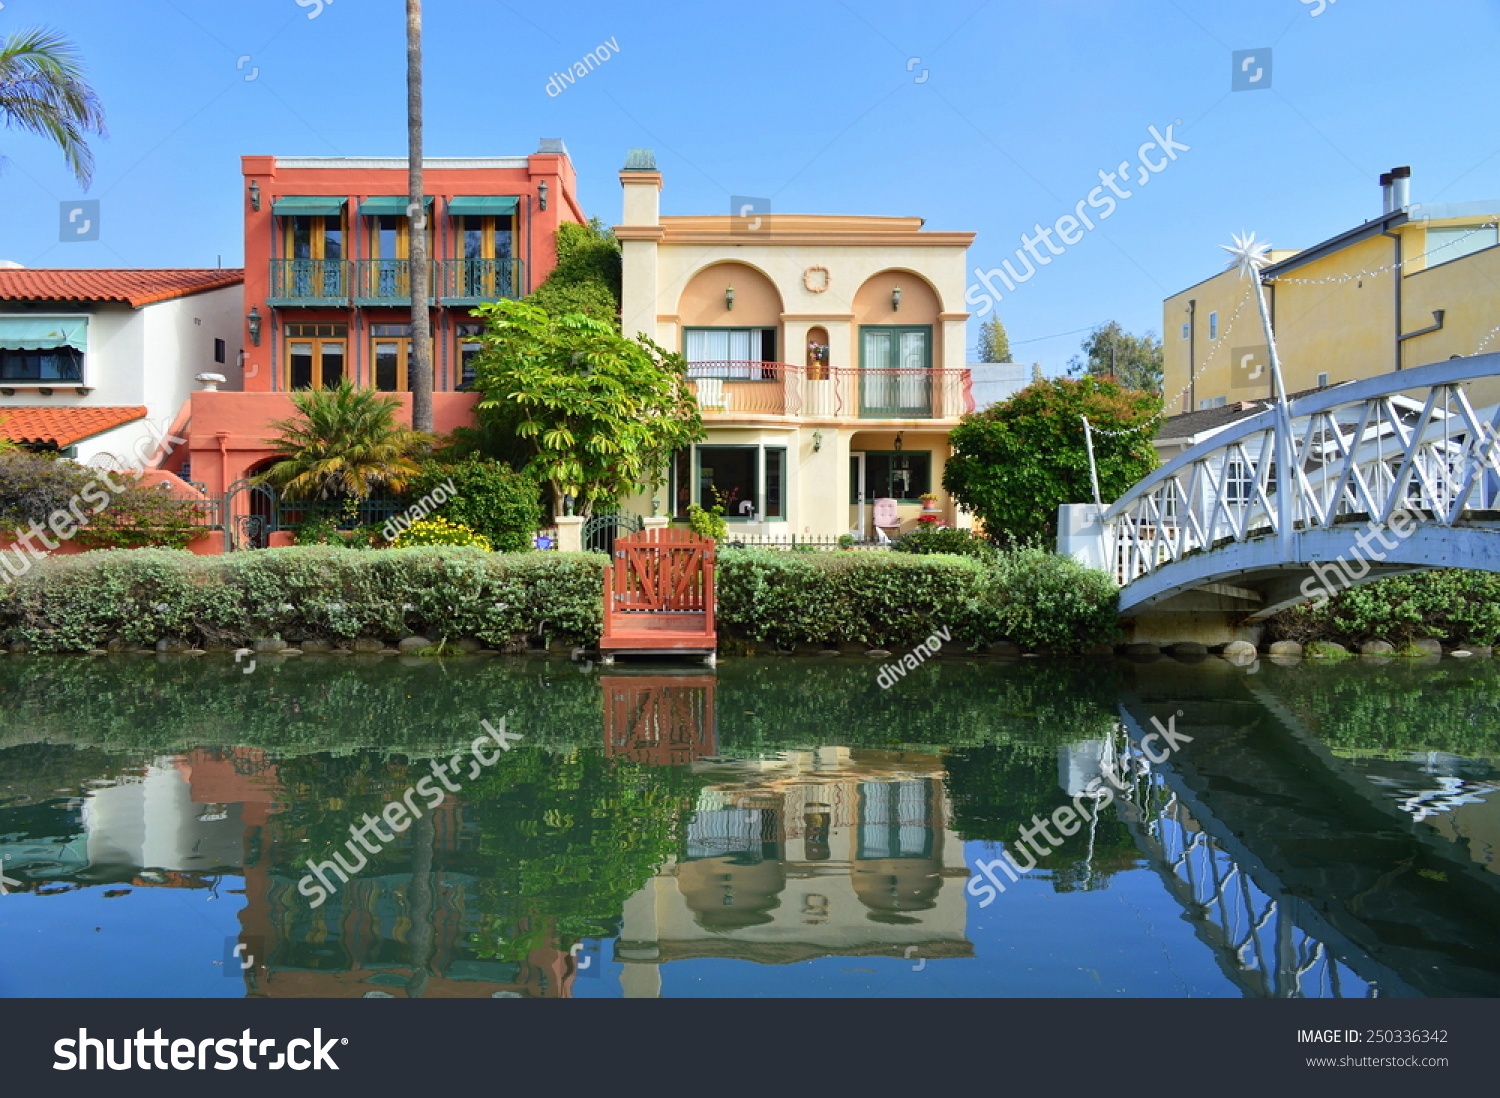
[0,451,94,535]
[0,546,604,651]
[1267,570,1500,648]
[686,503,727,542]
[390,516,492,551]
[76,482,206,550]
[891,526,994,559]
[406,459,541,553]
[716,547,1117,652]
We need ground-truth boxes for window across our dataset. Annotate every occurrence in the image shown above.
[285,322,347,389]
[850,451,932,503]
[0,347,82,382]
[370,323,411,392]
[456,322,485,390]
[1208,311,1219,340]
[860,326,932,416]
[1181,322,1190,340]
[1424,224,1499,267]
[214,338,227,364]
[1317,371,1329,388]
[283,215,345,297]
[1224,459,1253,505]
[671,444,786,521]
[1198,395,1227,410]
[684,329,777,379]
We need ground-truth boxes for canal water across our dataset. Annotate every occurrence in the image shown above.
[0,652,1496,998]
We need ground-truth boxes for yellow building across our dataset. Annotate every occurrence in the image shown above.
[613,150,977,540]
[1163,167,1500,415]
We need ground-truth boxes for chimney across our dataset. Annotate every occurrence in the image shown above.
[1390,165,1411,211]
[1381,166,1411,214]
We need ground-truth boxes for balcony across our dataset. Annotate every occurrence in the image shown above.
[267,259,349,307]
[438,258,525,305]
[685,363,973,420]
[353,259,435,306]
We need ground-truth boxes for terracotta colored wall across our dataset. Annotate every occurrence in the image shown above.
[678,261,784,330]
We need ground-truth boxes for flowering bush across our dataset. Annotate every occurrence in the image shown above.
[390,517,492,551]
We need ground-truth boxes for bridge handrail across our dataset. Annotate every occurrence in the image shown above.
[1106,353,1500,519]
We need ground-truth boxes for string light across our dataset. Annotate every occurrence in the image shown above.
[1265,221,1498,285]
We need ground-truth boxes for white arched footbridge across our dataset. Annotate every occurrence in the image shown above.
[1061,355,1500,619]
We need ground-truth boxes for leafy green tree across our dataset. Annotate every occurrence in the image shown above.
[1067,321,1163,393]
[257,381,433,500]
[0,28,106,188]
[943,375,1159,545]
[526,217,622,326]
[976,317,1012,363]
[466,299,703,517]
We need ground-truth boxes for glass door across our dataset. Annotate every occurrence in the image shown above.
[859,326,932,416]
[371,324,411,392]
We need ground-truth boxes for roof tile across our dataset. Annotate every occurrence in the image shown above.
[0,269,243,308]
[0,406,148,448]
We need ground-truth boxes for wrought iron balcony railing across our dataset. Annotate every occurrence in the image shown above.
[438,258,525,304]
[267,259,349,305]
[685,362,974,420]
[352,259,435,305]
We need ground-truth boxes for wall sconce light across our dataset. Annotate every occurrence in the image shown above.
[892,285,903,311]
[248,180,260,212]
[247,306,262,347]
[725,285,736,311]
[893,432,903,452]
[538,180,549,210]
[812,430,823,452]
[563,493,575,517]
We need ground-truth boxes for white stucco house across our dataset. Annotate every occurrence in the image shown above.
[0,268,243,468]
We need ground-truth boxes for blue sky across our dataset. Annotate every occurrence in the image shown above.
[2,0,1497,373]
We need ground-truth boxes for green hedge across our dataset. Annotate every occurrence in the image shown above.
[716,547,1118,652]
[0,544,1119,654]
[0,546,603,652]
[1267,570,1500,648]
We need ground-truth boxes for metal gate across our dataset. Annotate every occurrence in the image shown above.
[222,479,278,551]
[583,511,643,555]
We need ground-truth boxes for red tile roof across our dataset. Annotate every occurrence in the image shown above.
[0,406,148,447]
[0,269,243,308]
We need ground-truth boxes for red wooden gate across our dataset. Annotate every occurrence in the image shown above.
[600,526,717,654]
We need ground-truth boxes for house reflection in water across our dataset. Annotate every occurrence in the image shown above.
[614,739,974,996]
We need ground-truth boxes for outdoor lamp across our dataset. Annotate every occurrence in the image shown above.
[725,285,736,311]
[247,306,262,347]
[248,180,260,212]
[812,430,823,452]
[892,285,903,311]
[563,493,575,516]
[538,180,549,210]
[893,432,903,452]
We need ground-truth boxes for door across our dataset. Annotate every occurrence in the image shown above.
[849,451,866,538]
[860,326,932,416]
[458,215,515,298]
[370,324,410,392]
[286,215,344,298]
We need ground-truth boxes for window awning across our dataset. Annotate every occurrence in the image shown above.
[446,196,519,217]
[0,316,88,352]
[271,196,348,216]
[358,196,434,216]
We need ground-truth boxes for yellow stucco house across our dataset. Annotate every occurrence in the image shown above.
[1163,166,1500,418]
[613,150,976,541]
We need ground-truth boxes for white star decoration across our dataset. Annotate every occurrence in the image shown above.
[1222,231,1274,280]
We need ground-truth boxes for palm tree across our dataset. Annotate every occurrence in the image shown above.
[257,382,433,500]
[406,0,433,433]
[0,28,106,188]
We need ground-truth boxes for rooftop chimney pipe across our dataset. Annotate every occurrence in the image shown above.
[1390,165,1411,211]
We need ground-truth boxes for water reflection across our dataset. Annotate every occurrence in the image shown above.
[0,655,1497,998]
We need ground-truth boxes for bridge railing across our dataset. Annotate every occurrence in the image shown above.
[1105,355,1500,585]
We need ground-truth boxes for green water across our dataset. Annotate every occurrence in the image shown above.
[0,652,1496,998]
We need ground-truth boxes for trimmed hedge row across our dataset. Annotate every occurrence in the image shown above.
[0,547,603,652]
[0,545,1121,654]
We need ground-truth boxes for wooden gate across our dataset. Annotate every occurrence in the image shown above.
[600,526,717,657]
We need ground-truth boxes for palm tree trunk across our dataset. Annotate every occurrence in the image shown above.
[406,0,434,434]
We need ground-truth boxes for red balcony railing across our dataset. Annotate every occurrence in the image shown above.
[685,362,974,419]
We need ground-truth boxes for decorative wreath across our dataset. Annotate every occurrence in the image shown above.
[803,266,830,293]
